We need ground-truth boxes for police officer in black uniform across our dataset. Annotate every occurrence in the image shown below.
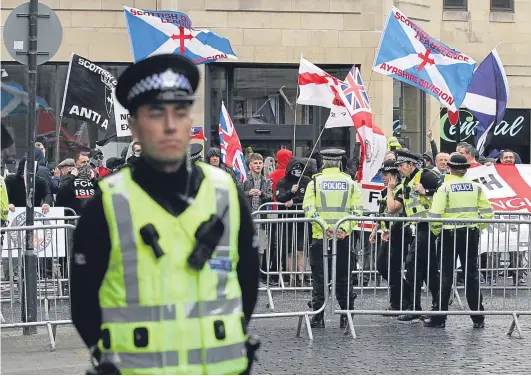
[189,143,204,163]
[70,54,260,374]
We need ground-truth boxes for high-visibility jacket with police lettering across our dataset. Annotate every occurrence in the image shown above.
[403,169,436,218]
[428,174,494,236]
[302,167,363,239]
[98,163,247,375]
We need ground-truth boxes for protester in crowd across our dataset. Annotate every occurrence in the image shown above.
[269,148,293,202]
[33,146,58,193]
[499,149,517,164]
[56,151,96,215]
[5,157,52,214]
[263,156,276,179]
[205,146,238,183]
[90,149,111,178]
[434,153,450,175]
[52,158,75,188]
[243,153,273,270]
[457,143,482,168]
[276,156,311,286]
[35,142,46,162]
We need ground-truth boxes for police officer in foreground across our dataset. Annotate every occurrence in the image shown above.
[70,54,260,375]
[392,150,441,322]
[424,154,493,328]
[302,148,363,329]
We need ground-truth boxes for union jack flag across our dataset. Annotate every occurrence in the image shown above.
[218,101,247,183]
[334,66,372,127]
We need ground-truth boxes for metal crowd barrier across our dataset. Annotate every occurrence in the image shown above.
[251,216,328,340]
[0,223,77,350]
[330,215,531,339]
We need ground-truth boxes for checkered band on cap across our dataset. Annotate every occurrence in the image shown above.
[448,161,470,168]
[396,156,417,164]
[127,69,192,101]
[382,165,398,172]
[322,155,342,161]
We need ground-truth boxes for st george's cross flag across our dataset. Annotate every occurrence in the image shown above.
[297,57,342,108]
[219,102,247,183]
[373,7,476,112]
[124,6,237,64]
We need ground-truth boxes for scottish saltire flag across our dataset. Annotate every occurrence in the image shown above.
[462,48,509,155]
[124,6,237,64]
[373,7,476,112]
[218,102,247,183]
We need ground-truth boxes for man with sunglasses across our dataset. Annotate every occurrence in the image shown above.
[90,149,111,178]
[392,150,442,322]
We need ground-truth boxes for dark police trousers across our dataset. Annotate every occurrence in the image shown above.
[376,227,412,310]
[438,228,484,323]
[405,223,440,310]
[310,236,356,315]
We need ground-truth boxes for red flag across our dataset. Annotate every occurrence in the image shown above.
[448,110,459,127]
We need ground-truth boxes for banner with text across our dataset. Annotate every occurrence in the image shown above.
[1,207,67,258]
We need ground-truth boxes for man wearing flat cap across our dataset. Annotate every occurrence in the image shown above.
[425,153,493,329]
[303,148,363,329]
[70,54,259,375]
[390,149,441,322]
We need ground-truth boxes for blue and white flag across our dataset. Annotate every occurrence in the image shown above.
[462,48,509,155]
[124,6,237,64]
[373,7,476,112]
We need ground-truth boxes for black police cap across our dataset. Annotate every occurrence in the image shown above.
[189,143,203,163]
[380,159,399,174]
[320,148,345,161]
[395,149,421,164]
[447,154,470,169]
[116,54,200,113]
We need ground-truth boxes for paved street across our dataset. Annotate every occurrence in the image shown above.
[2,290,531,374]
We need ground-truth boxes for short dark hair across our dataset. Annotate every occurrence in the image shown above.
[75,151,89,163]
[457,141,469,149]
[501,149,515,158]
[248,153,263,163]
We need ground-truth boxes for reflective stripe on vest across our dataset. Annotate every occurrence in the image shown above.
[102,186,242,324]
[101,342,246,369]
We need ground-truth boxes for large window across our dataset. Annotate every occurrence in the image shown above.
[393,80,427,152]
[1,62,132,166]
[207,64,353,157]
[491,0,513,11]
[443,0,467,9]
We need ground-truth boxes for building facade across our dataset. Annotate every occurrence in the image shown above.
[1,0,529,162]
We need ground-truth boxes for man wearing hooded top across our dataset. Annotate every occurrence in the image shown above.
[56,151,97,216]
[205,147,238,184]
[268,148,293,202]
[33,146,58,193]
[276,156,311,285]
[5,157,52,214]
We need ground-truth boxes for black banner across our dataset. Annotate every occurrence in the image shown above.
[60,54,118,140]
[439,108,530,160]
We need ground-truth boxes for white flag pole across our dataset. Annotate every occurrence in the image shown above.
[293,53,303,154]
[56,53,75,162]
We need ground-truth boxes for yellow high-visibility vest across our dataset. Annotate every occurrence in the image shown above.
[98,163,247,375]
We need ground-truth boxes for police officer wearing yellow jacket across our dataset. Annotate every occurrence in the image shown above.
[302,149,363,329]
[70,54,260,375]
[393,150,441,322]
[424,154,493,328]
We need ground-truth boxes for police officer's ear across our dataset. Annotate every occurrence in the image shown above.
[127,115,140,140]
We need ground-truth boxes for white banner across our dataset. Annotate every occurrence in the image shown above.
[114,88,131,137]
[2,207,67,258]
